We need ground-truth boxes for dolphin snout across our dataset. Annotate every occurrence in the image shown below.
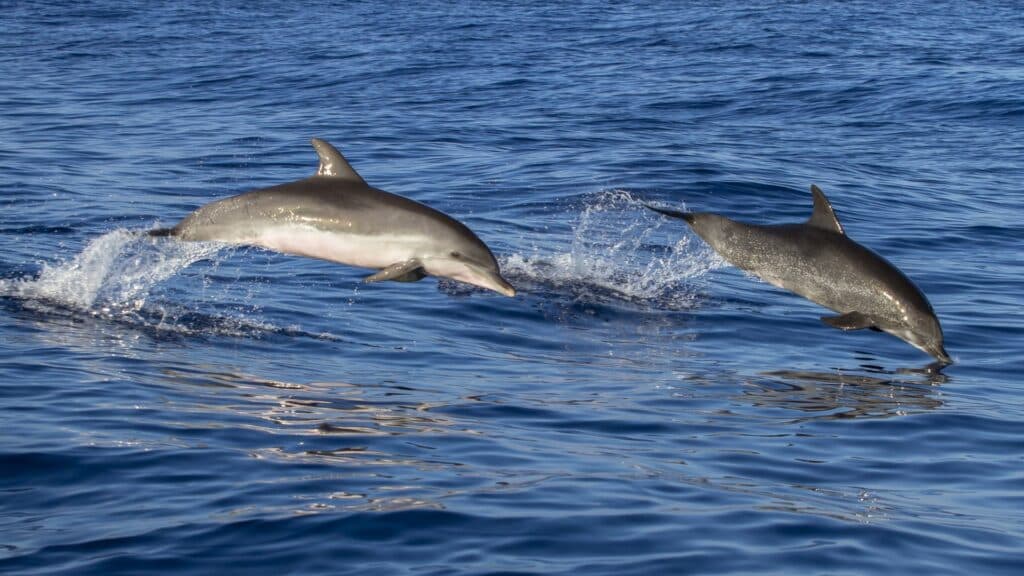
[454,260,516,297]
[492,275,516,297]
[931,345,953,366]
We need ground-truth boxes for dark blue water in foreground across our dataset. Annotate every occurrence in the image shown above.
[2,2,1023,574]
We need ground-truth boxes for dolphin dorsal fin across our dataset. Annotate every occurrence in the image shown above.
[807,184,844,234]
[311,138,366,183]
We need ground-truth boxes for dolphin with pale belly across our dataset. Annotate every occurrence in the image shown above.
[648,185,951,365]
[151,138,515,297]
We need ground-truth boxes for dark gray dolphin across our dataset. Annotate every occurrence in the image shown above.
[648,185,951,365]
[151,138,515,297]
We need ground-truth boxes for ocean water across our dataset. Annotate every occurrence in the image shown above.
[1,1,1022,574]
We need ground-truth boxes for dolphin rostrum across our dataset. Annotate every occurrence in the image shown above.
[648,185,951,365]
[151,138,515,297]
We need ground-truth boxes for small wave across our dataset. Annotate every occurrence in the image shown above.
[501,189,724,310]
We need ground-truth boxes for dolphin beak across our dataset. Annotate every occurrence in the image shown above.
[457,261,516,297]
[931,345,953,366]
[492,275,517,297]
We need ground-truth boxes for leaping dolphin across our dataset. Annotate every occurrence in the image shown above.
[648,185,951,365]
[151,138,515,297]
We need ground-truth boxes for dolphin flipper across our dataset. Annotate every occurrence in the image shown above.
[391,270,427,282]
[363,259,426,283]
[821,311,877,331]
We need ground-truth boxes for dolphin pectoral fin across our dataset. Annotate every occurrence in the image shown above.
[363,259,426,283]
[821,311,876,331]
[392,270,427,282]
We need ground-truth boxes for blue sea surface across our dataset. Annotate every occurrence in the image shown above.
[2,2,1023,574]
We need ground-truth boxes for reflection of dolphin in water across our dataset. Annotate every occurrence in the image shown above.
[746,368,945,421]
[151,138,515,297]
[649,185,950,365]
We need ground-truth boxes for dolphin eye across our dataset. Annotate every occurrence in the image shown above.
[450,251,461,258]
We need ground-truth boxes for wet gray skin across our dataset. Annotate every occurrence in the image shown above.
[649,185,950,366]
[152,138,515,297]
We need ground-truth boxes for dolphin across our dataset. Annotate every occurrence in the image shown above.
[648,185,951,365]
[150,138,515,297]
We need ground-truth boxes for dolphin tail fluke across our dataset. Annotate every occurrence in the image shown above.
[645,204,695,224]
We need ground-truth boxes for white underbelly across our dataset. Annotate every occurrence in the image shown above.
[254,226,424,269]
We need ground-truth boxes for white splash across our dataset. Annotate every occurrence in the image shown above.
[0,229,222,316]
[0,230,352,341]
[501,189,725,310]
